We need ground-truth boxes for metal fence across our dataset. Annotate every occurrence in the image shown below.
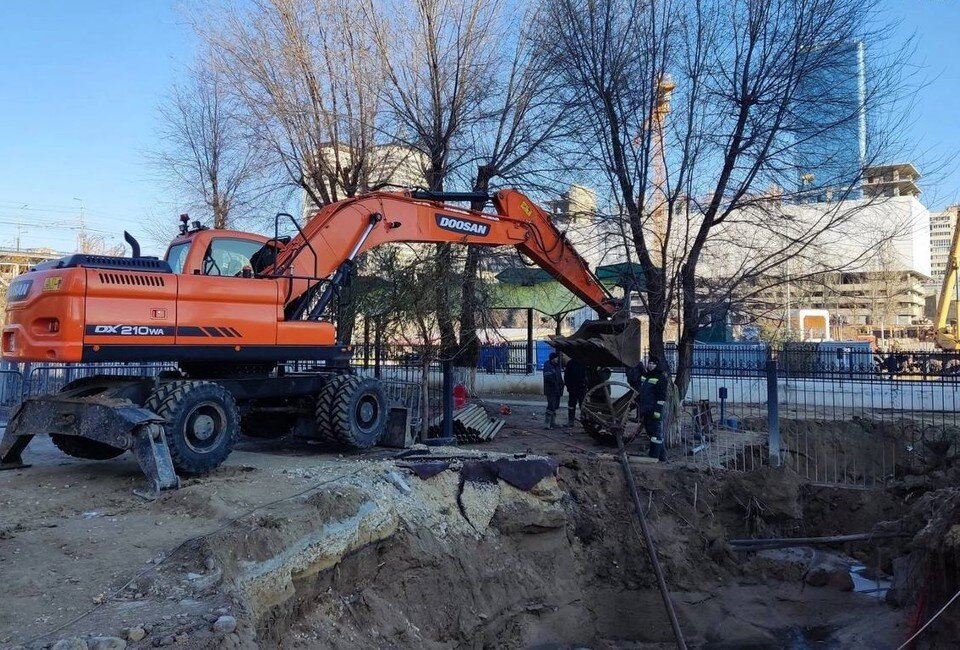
[4,343,959,488]
[0,366,23,425]
[671,344,960,486]
[352,340,543,375]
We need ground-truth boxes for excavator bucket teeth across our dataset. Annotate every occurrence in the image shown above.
[550,318,642,368]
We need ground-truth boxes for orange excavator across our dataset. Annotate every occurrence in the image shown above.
[0,189,638,493]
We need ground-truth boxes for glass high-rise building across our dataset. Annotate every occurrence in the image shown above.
[792,40,867,202]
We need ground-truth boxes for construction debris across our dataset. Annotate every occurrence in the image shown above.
[428,404,505,443]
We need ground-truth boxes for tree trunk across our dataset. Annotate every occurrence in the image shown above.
[672,268,699,399]
[455,166,494,370]
[643,263,668,363]
[337,277,357,345]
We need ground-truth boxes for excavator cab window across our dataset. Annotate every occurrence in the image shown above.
[166,242,191,274]
[201,238,265,277]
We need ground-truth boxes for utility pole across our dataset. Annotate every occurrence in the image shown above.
[16,204,26,252]
[73,197,85,253]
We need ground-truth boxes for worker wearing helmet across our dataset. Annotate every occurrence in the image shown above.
[637,356,669,461]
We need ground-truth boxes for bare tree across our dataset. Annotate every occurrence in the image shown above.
[456,7,579,369]
[202,0,389,210]
[541,0,911,394]
[365,0,502,355]
[150,54,267,229]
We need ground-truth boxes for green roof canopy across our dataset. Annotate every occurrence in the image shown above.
[595,262,645,290]
[495,267,554,286]
[490,262,646,317]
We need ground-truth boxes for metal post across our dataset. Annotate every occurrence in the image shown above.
[766,358,781,467]
[718,386,727,425]
[442,359,454,441]
[526,307,534,373]
[424,359,457,446]
[363,318,370,369]
[374,320,382,380]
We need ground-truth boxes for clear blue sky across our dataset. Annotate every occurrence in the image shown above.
[0,1,957,255]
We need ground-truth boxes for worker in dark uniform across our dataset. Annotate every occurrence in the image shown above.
[563,356,588,426]
[542,352,564,429]
[637,356,669,461]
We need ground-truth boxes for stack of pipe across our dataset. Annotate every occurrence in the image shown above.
[428,404,504,443]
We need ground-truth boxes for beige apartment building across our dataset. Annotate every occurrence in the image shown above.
[929,205,960,287]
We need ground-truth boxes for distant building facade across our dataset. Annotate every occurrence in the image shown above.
[793,40,867,201]
[929,205,959,287]
[863,163,922,199]
[301,144,427,220]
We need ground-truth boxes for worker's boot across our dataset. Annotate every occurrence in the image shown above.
[567,407,576,426]
[545,410,553,429]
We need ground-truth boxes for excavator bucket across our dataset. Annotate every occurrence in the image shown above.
[550,318,642,369]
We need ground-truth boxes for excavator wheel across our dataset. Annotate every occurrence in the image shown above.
[315,375,388,449]
[240,411,297,439]
[145,380,240,474]
[49,377,127,460]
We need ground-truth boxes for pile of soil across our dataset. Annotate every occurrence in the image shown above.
[874,463,960,648]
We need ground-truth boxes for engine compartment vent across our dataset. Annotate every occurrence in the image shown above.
[97,272,166,287]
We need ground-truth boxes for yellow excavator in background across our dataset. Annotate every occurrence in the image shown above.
[934,215,960,350]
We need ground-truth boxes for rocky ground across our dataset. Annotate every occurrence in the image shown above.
[0,398,939,649]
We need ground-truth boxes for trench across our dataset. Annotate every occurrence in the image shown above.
[196,452,907,650]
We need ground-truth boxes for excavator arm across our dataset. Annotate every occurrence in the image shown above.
[264,189,618,320]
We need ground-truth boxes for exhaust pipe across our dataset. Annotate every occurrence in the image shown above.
[123,231,141,258]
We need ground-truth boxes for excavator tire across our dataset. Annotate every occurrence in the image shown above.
[49,377,126,460]
[50,434,126,460]
[240,411,297,439]
[145,380,240,474]
[315,375,388,449]
[314,375,353,442]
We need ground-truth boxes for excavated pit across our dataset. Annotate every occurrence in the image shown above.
[6,422,928,650]
[167,452,908,650]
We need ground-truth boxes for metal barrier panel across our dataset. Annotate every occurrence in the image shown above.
[24,363,174,397]
[674,361,771,473]
[0,368,23,425]
[376,379,424,431]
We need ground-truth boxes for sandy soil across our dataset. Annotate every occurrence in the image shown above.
[0,398,914,649]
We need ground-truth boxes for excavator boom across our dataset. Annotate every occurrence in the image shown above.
[265,189,618,319]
